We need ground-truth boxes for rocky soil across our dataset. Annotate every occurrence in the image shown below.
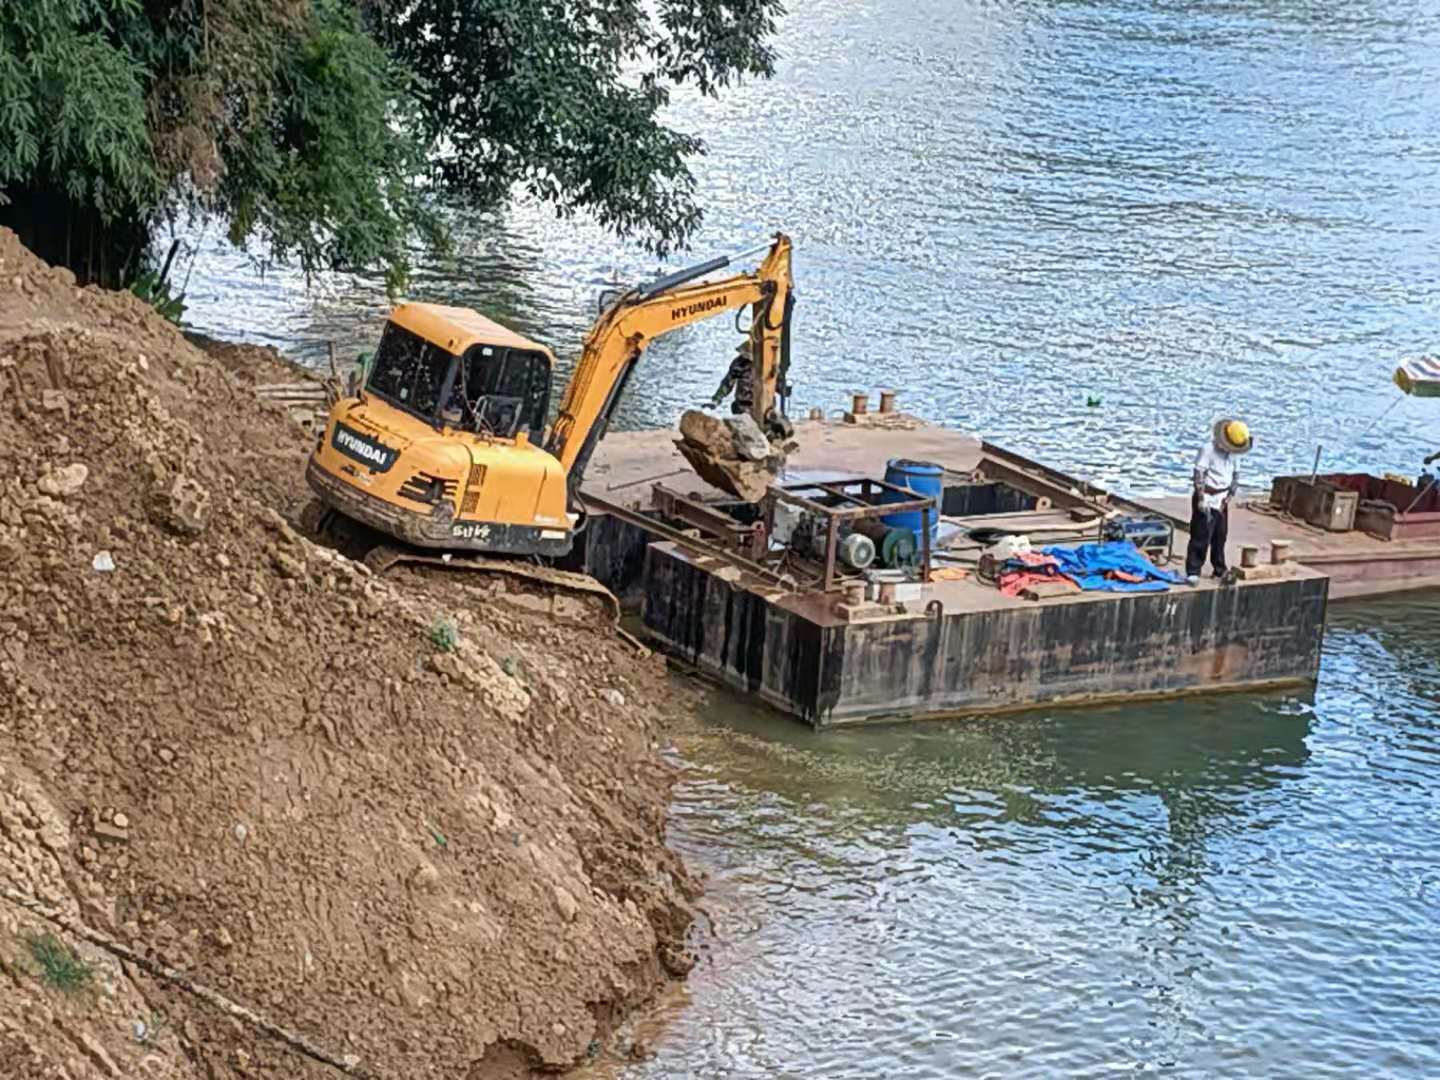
[0,229,697,1078]
[675,409,787,501]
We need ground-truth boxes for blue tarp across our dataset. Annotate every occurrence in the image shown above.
[1040,541,1186,593]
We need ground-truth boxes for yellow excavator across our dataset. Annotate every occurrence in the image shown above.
[303,233,794,600]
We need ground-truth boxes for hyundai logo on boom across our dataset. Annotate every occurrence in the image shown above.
[672,295,727,321]
[331,423,398,472]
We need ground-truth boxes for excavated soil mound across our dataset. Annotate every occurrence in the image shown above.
[0,229,697,1079]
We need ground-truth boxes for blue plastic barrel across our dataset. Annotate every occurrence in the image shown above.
[879,459,942,545]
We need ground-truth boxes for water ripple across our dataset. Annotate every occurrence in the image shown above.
[179,0,1437,502]
[598,591,1440,1078]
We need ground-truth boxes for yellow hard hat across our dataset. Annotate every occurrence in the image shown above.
[1213,418,1252,453]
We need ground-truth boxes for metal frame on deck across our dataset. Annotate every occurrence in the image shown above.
[650,484,769,561]
[581,491,795,590]
[770,476,934,592]
[585,476,937,595]
[976,440,1182,527]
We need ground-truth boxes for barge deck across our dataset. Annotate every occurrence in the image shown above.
[574,417,1356,727]
[1141,495,1440,600]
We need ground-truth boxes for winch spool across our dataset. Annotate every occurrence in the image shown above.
[851,519,918,569]
[838,532,876,571]
[782,510,878,570]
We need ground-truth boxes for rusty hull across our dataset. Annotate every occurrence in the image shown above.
[641,542,1327,727]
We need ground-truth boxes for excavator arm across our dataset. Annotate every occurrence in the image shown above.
[546,233,794,485]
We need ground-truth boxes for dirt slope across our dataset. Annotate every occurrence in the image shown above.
[0,229,696,1079]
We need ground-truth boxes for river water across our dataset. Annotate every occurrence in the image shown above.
[179,0,1440,1075]
[631,592,1440,1078]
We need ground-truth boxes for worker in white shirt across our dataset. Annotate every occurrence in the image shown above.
[1186,419,1252,584]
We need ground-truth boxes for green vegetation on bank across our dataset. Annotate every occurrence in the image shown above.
[24,933,93,994]
[0,0,783,287]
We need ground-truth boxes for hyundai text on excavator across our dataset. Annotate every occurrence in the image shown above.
[302,233,795,603]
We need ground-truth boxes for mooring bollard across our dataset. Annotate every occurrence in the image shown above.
[1240,545,1260,568]
[851,392,869,416]
[1271,540,1293,565]
[808,406,823,421]
[845,583,866,606]
[879,390,896,414]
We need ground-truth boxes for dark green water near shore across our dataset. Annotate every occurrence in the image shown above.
[627,593,1440,1077]
[180,0,1440,1074]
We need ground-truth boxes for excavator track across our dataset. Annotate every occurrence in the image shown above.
[360,543,620,624]
[300,500,621,628]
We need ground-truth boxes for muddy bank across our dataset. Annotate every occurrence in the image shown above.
[0,228,698,1078]
[183,331,325,387]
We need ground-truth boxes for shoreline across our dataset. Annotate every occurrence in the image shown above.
[0,226,702,1078]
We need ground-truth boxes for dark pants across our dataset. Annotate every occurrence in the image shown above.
[1186,496,1229,577]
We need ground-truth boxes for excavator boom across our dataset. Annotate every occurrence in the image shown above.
[546,233,794,486]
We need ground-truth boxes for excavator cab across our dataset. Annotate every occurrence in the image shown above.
[365,321,451,420]
[367,319,551,441]
[307,303,575,557]
[439,342,551,441]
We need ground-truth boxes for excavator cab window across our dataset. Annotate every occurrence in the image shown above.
[450,345,551,440]
[368,323,454,421]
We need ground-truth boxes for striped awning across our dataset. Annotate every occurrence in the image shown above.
[1394,355,1440,398]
